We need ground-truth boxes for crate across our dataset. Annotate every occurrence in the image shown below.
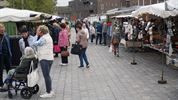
[126,41,142,47]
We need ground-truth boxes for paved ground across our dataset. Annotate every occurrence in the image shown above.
[1,28,178,100]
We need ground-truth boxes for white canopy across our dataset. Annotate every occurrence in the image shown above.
[167,0,178,10]
[0,8,43,22]
[112,13,132,18]
[132,1,178,18]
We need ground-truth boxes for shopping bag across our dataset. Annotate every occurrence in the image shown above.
[71,43,82,55]
[120,39,126,45]
[112,39,119,45]
[109,45,112,52]
[53,45,61,53]
[61,50,70,57]
[27,62,39,87]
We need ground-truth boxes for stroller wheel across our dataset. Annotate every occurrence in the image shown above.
[20,87,32,99]
[32,84,39,94]
[8,91,13,99]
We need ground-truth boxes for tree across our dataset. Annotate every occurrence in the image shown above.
[7,0,56,14]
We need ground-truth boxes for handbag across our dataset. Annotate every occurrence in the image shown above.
[71,43,82,55]
[53,45,61,53]
[27,61,39,87]
[112,39,119,45]
[61,50,70,57]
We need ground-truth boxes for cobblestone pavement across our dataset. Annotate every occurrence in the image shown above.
[1,28,178,100]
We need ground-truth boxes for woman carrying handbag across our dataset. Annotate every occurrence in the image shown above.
[76,23,90,68]
[58,23,69,66]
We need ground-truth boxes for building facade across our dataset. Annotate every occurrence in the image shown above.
[68,0,165,19]
[57,6,71,18]
[69,0,97,19]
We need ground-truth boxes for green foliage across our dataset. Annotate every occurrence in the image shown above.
[7,0,56,14]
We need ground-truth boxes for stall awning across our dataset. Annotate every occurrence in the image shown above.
[0,8,51,22]
[167,0,178,10]
[132,1,178,18]
[112,13,132,18]
[106,6,140,16]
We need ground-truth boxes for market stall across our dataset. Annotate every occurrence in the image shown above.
[107,6,142,48]
[0,8,54,66]
[132,0,178,67]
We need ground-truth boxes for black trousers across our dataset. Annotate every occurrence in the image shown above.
[60,47,68,64]
[90,34,95,43]
[96,34,102,45]
[103,32,107,45]
[0,54,11,86]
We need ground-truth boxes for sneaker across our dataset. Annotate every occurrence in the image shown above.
[60,63,68,66]
[62,63,68,66]
[86,65,90,68]
[40,91,54,98]
[78,66,84,68]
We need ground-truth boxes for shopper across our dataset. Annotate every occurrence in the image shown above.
[0,23,12,89]
[76,24,89,68]
[96,22,102,45]
[32,25,54,98]
[89,24,96,43]
[58,23,69,66]
[102,22,108,45]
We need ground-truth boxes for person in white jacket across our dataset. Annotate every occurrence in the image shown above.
[82,23,89,40]
[32,25,54,98]
[89,24,96,43]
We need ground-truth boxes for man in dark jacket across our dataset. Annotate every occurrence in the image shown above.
[0,23,12,88]
[96,22,102,45]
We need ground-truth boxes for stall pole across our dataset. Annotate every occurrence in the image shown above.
[158,52,167,84]
[158,19,167,84]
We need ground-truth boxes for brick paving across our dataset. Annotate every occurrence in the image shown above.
[1,28,178,100]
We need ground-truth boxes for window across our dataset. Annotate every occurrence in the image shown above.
[126,0,130,7]
[159,0,164,2]
[115,3,118,7]
[112,3,114,7]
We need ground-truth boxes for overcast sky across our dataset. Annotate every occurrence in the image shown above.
[57,0,73,6]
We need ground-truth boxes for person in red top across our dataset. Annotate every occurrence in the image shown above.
[58,23,69,66]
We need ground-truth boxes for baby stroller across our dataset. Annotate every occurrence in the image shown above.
[2,57,39,99]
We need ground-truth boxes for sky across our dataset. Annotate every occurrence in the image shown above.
[57,0,73,7]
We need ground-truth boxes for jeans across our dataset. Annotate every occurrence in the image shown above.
[78,48,89,67]
[0,54,11,86]
[40,60,53,93]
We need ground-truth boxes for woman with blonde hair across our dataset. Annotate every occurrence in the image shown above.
[32,25,54,98]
